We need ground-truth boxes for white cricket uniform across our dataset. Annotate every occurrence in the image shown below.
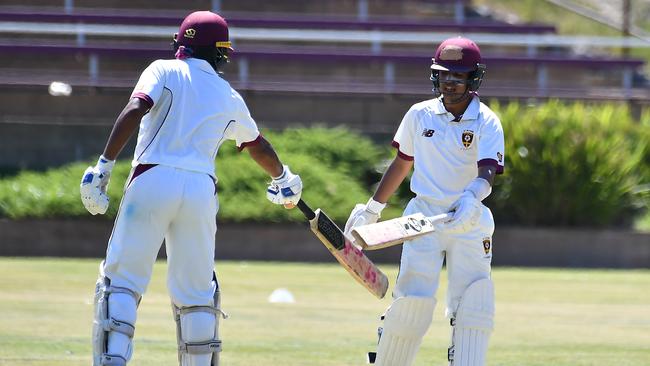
[391,95,505,317]
[103,58,260,306]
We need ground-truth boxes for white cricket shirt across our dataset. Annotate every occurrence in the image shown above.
[392,95,505,207]
[130,58,260,177]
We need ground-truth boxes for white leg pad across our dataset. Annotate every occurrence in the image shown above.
[92,264,141,366]
[449,278,494,366]
[173,277,226,366]
[374,296,436,366]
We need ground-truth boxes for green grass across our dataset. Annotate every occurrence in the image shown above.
[0,258,649,365]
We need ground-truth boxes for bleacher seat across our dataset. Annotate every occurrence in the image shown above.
[0,0,648,170]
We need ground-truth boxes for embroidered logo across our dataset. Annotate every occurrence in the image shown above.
[184,28,196,39]
[422,129,435,137]
[461,130,474,148]
[497,152,503,163]
[482,237,491,255]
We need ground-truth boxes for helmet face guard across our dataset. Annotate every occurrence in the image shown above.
[430,63,486,93]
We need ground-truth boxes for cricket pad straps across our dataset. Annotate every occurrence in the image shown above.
[92,262,142,366]
[173,273,228,366]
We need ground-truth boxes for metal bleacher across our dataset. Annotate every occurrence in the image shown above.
[0,0,649,169]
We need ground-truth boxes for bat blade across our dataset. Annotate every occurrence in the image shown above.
[297,200,388,299]
[351,213,451,250]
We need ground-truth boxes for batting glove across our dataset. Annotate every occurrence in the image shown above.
[441,191,482,234]
[344,198,386,238]
[79,155,115,215]
[266,165,302,208]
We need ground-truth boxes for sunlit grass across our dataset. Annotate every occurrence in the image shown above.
[0,258,648,365]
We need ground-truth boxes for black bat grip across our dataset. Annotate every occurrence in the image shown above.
[297,199,316,220]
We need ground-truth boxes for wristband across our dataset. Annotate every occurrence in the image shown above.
[97,155,115,172]
[464,177,492,201]
[366,198,386,215]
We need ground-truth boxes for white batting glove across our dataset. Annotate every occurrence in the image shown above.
[441,191,482,234]
[266,165,302,208]
[79,155,115,215]
[344,198,386,238]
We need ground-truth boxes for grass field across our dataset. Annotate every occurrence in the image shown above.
[0,258,648,366]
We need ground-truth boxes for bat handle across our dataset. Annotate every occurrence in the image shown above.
[297,199,316,220]
[429,213,453,224]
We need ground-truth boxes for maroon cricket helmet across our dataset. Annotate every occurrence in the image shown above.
[431,37,482,73]
[175,11,233,50]
[430,36,486,92]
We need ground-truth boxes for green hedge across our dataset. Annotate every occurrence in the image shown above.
[0,105,648,228]
[0,127,390,223]
[485,100,649,227]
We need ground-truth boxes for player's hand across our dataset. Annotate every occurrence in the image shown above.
[79,155,115,215]
[441,191,481,233]
[344,198,386,238]
[266,165,302,209]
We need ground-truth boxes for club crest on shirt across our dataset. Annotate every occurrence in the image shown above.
[482,237,491,255]
[461,130,474,148]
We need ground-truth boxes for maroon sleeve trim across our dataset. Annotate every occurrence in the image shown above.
[391,140,414,161]
[132,92,154,109]
[478,158,504,174]
[237,134,263,152]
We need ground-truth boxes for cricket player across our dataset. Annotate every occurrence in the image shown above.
[345,37,505,366]
[79,11,302,366]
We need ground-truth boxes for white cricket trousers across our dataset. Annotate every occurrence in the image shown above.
[393,197,495,317]
[103,164,218,306]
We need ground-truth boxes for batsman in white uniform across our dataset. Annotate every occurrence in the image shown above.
[345,37,505,366]
[79,11,302,366]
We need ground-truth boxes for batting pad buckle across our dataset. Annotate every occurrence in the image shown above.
[448,345,455,362]
[100,354,127,366]
[367,351,377,364]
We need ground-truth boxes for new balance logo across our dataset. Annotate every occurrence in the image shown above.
[422,129,435,137]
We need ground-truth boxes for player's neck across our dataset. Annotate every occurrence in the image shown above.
[443,98,471,120]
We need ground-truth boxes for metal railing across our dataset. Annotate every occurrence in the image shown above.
[2,21,650,53]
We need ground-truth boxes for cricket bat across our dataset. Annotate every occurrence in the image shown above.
[351,212,452,250]
[296,199,389,299]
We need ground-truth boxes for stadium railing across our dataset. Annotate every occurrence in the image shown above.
[1,42,647,100]
[1,0,469,22]
[0,7,556,34]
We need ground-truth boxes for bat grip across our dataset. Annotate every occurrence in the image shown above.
[297,199,316,220]
[429,213,453,224]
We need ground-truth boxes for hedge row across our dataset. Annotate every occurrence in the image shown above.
[0,102,648,227]
[486,101,649,227]
[0,127,397,223]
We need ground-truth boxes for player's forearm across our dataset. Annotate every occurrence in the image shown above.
[372,156,413,204]
[246,137,284,177]
[102,98,149,160]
